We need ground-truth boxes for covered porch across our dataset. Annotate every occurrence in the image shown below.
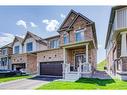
[0,56,11,70]
[62,41,94,80]
[112,30,127,75]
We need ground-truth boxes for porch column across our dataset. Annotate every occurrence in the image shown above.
[63,48,66,78]
[121,32,127,57]
[86,43,89,64]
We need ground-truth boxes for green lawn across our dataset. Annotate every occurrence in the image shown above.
[0,75,31,83]
[97,59,107,71]
[36,78,127,90]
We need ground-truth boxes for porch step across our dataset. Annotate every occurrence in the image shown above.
[64,72,80,81]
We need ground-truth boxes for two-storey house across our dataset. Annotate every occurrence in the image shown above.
[105,6,127,79]
[37,10,97,80]
[11,32,47,74]
[0,43,12,70]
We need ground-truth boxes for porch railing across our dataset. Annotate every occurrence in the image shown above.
[78,62,91,73]
[64,63,91,73]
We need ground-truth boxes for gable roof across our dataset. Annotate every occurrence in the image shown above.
[105,6,127,49]
[44,35,60,40]
[57,9,78,31]
[57,9,94,32]
[22,31,47,45]
[12,36,23,46]
[57,9,97,48]
[0,42,13,49]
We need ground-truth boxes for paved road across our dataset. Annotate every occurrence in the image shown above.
[0,76,59,90]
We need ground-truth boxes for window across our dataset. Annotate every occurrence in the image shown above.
[26,42,33,52]
[64,34,69,44]
[75,29,85,42]
[14,46,19,54]
[2,49,7,55]
[1,58,7,66]
[50,39,59,48]
[114,8,127,30]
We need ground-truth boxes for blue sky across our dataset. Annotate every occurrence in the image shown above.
[0,6,112,63]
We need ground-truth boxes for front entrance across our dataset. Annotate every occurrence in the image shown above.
[75,53,86,71]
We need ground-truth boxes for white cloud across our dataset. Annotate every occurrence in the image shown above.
[16,20,27,29]
[30,22,38,28]
[60,14,66,19]
[0,33,25,47]
[42,19,59,32]
[0,33,15,47]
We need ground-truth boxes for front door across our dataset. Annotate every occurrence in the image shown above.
[75,53,86,71]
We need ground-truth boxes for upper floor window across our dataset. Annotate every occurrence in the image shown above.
[14,46,19,54]
[26,42,33,52]
[2,48,7,55]
[75,29,85,42]
[114,7,127,30]
[50,39,59,48]
[64,34,69,44]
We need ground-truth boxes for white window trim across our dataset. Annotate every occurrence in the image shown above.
[75,28,86,42]
[26,42,33,52]
[50,39,59,48]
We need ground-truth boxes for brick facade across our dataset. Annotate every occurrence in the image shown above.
[60,16,94,46]
[11,53,37,74]
[61,12,77,29]
[59,14,97,70]
[27,54,37,74]
[11,54,27,64]
[37,48,63,63]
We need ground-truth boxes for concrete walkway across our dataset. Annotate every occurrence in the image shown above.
[0,76,57,90]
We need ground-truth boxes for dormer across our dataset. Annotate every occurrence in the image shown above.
[12,36,23,54]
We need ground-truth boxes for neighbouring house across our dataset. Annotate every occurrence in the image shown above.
[0,43,13,70]
[11,32,47,74]
[105,6,127,79]
[37,10,97,80]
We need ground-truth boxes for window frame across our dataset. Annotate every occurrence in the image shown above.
[2,48,7,55]
[26,42,33,52]
[63,34,69,44]
[75,29,85,42]
[50,39,59,49]
[14,46,20,54]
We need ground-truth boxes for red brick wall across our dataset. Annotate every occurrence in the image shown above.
[11,53,37,74]
[27,54,37,74]
[37,48,63,63]
[11,54,27,64]
[60,16,94,46]
[61,12,77,29]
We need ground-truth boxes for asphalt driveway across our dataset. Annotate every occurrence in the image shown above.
[0,76,60,90]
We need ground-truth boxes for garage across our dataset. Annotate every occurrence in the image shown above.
[40,61,63,76]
